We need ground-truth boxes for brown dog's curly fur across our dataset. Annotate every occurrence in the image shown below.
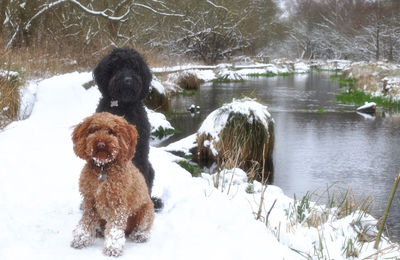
[70,112,154,257]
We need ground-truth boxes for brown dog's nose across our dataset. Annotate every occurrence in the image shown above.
[97,142,106,150]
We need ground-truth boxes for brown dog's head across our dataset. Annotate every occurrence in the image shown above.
[72,112,138,166]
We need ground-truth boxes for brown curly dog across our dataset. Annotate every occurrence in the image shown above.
[70,112,154,257]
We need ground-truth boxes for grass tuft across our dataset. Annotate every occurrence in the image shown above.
[0,69,23,129]
[152,126,178,139]
[177,73,202,90]
[176,160,201,177]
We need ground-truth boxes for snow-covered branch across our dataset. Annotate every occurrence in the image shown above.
[133,3,184,17]
[24,0,67,31]
[70,0,130,21]
[206,0,229,12]
[24,0,130,32]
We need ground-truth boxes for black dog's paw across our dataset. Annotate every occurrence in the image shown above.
[151,197,164,212]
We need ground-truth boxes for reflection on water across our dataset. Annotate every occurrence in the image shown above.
[161,72,400,241]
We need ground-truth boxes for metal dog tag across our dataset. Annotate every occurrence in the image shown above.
[110,100,119,107]
[98,172,107,181]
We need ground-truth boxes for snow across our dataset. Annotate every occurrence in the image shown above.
[356,102,376,111]
[146,108,174,134]
[0,68,399,259]
[150,76,166,95]
[198,97,272,142]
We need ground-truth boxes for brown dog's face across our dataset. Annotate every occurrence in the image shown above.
[72,112,138,165]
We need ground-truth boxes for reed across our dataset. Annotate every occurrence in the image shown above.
[177,72,202,90]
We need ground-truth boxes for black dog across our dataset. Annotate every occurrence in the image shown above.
[93,47,162,210]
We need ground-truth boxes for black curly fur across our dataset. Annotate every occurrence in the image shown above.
[93,47,163,211]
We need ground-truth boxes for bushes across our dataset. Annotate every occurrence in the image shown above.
[196,98,274,182]
[0,70,22,129]
[177,72,202,90]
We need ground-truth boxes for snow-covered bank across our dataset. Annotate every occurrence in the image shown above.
[152,59,400,106]
[1,72,399,259]
[152,59,353,92]
[343,62,400,101]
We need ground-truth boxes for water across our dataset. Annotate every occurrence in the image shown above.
[161,72,400,241]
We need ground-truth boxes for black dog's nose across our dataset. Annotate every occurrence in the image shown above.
[124,77,133,85]
[97,142,106,150]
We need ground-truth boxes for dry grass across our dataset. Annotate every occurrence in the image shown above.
[343,63,400,96]
[285,185,374,229]
[218,113,274,182]
[177,72,202,90]
[197,112,274,182]
[0,72,21,129]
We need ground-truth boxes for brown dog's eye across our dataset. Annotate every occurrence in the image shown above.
[88,128,96,134]
[108,129,115,135]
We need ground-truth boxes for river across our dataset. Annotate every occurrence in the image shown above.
[160,72,400,241]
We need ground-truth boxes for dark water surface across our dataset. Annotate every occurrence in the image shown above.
[161,72,400,241]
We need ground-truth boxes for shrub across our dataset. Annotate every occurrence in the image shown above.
[0,70,22,129]
[176,160,201,177]
[177,72,202,90]
[196,98,274,182]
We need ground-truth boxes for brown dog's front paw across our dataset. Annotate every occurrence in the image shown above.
[129,231,150,243]
[71,231,94,249]
[103,245,123,257]
[71,226,94,248]
[103,228,125,257]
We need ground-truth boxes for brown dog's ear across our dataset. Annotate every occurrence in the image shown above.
[117,119,138,161]
[126,124,138,160]
[72,118,91,160]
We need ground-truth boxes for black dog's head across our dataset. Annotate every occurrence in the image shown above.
[93,47,152,104]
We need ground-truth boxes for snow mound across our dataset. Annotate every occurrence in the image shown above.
[198,97,272,141]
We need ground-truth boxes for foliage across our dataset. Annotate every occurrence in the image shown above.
[0,0,281,65]
[217,112,274,181]
[177,73,202,90]
[176,160,201,177]
[152,126,177,139]
[0,68,23,129]
[2,0,400,64]
[281,0,400,61]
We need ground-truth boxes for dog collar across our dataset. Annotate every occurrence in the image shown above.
[98,164,108,181]
[98,169,108,181]
[92,160,109,181]
[110,100,119,107]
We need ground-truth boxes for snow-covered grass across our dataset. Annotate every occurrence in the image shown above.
[343,62,400,102]
[152,59,354,93]
[1,71,399,259]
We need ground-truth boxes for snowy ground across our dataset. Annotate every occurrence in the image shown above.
[0,68,399,259]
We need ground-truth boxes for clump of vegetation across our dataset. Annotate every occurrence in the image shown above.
[213,75,244,83]
[177,73,202,90]
[145,88,170,111]
[176,160,201,177]
[217,112,274,181]
[245,183,255,194]
[336,89,400,110]
[330,74,357,88]
[152,126,178,139]
[197,100,274,183]
[287,186,376,259]
[0,70,23,129]
[285,187,374,229]
[332,73,400,110]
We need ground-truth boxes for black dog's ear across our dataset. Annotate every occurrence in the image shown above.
[126,48,152,100]
[139,60,152,100]
[93,53,112,98]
